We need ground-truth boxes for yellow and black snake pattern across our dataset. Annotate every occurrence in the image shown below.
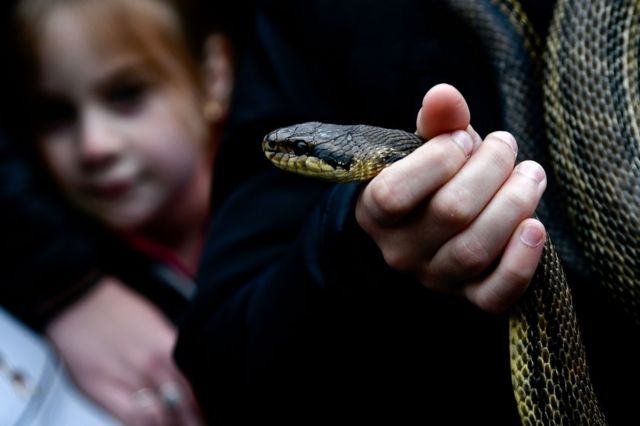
[262,0,639,424]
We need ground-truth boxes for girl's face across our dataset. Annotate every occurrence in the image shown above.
[34,5,211,231]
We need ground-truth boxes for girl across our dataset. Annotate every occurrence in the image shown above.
[10,0,233,424]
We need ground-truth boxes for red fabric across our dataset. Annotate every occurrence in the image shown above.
[125,235,200,278]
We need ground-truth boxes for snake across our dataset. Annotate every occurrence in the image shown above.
[261,0,639,424]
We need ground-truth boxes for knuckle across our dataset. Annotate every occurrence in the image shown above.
[451,233,493,274]
[368,173,413,218]
[432,142,464,179]
[430,187,475,228]
[355,201,375,232]
[382,247,415,272]
[418,265,450,293]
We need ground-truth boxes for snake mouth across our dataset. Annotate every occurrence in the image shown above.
[263,143,363,182]
[264,150,347,178]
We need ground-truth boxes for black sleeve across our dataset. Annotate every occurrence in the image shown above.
[175,168,518,425]
[175,169,391,421]
[0,132,101,330]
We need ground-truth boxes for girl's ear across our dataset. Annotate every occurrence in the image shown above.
[202,33,234,124]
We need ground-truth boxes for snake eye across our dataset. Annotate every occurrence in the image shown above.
[292,140,310,156]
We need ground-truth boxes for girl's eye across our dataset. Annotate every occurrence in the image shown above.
[35,97,77,134]
[104,81,148,113]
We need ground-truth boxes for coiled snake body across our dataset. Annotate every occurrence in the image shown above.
[263,0,639,424]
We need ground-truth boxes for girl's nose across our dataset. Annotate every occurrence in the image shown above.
[78,108,121,170]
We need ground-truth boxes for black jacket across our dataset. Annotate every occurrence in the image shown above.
[176,0,639,424]
[177,168,519,424]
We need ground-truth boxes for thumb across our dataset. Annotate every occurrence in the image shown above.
[417,84,471,139]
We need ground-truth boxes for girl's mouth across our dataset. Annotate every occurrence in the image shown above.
[85,179,134,199]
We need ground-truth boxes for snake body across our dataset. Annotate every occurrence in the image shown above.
[263,0,639,424]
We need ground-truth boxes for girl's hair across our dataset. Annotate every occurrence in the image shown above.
[21,0,204,82]
[8,0,214,146]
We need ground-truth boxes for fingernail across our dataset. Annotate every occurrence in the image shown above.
[467,125,483,149]
[520,225,545,248]
[492,131,517,157]
[516,161,546,184]
[450,130,473,157]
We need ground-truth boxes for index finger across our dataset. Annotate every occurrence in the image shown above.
[357,129,474,226]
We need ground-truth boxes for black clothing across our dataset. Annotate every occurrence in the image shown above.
[178,169,519,424]
[176,1,639,424]
[0,132,100,330]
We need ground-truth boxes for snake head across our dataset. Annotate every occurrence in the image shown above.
[262,122,359,181]
[262,121,422,182]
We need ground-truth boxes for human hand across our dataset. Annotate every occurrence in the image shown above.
[46,277,202,425]
[356,84,547,313]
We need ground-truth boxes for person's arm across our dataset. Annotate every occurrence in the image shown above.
[176,85,546,423]
[47,277,202,426]
[176,168,379,423]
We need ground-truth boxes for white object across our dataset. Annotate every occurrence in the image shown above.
[0,307,119,426]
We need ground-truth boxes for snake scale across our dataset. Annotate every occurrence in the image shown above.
[262,0,639,424]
